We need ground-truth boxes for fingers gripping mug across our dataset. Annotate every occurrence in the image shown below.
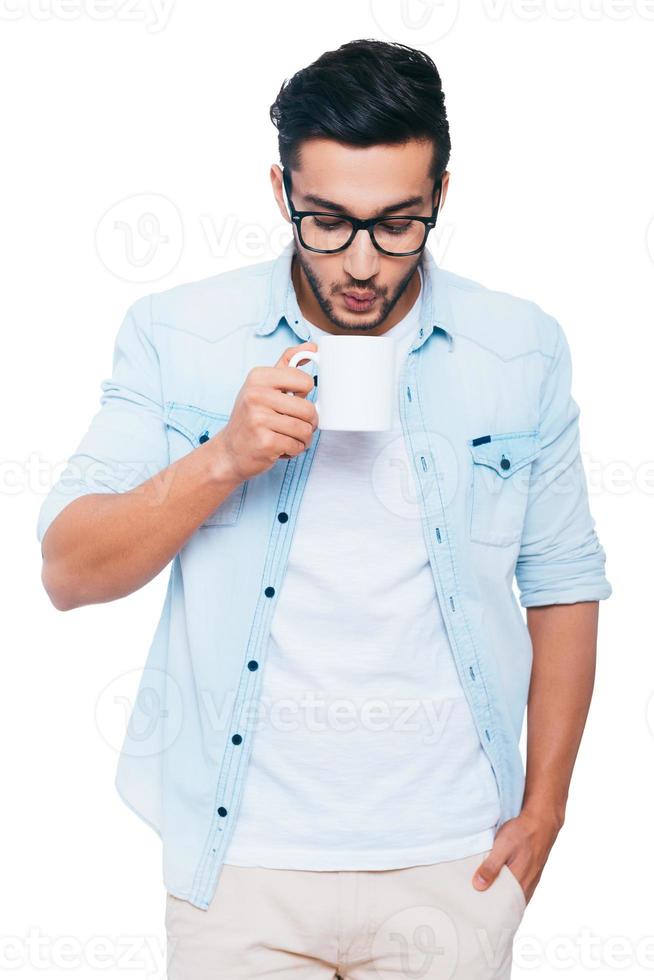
[287,334,396,432]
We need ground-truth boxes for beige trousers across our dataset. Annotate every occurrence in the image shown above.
[165,849,526,979]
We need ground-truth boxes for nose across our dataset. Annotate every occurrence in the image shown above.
[342,228,380,281]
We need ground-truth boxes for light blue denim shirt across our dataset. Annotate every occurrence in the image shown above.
[36,238,612,909]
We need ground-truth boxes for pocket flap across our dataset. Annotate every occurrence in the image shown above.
[164,401,246,527]
[468,429,540,478]
[164,402,230,445]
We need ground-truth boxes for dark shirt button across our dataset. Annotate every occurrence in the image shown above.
[199,430,210,444]
[247,660,259,671]
[500,457,511,470]
[231,734,242,745]
[277,512,289,523]
[264,586,275,597]
[217,806,228,817]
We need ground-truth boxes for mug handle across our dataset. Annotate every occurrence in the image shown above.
[286,351,320,413]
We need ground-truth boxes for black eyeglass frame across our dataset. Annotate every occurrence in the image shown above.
[281,167,443,257]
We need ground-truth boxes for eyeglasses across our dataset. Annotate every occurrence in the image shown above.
[281,167,442,257]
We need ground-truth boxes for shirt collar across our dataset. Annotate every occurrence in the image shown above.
[254,236,456,352]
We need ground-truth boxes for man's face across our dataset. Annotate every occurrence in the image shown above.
[271,138,449,335]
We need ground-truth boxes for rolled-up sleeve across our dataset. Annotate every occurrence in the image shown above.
[36,294,169,546]
[515,316,612,607]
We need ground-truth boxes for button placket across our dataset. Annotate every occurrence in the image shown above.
[189,392,322,908]
[398,343,504,802]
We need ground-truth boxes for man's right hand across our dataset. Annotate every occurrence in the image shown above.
[212,341,319,483]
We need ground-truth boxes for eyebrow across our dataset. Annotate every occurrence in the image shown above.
[302,192,425,217]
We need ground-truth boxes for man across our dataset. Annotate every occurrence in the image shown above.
[37,39,611,980]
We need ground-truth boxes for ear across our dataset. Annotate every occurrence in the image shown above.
[270,164,291,222]
[438,170,451,210]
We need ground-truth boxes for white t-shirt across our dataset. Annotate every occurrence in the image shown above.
[223,268,501,869]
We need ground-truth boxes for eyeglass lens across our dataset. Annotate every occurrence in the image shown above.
[299,215,427,254]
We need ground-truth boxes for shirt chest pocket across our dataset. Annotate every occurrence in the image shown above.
[164,401,248,527]
[467,429,540,547]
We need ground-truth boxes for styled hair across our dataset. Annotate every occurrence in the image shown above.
[269,39,451,185]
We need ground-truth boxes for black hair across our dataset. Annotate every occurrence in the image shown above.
[269,39,451,185]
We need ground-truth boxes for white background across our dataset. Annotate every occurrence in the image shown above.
[2,1,652,977]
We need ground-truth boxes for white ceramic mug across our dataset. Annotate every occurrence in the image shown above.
[287,334,396,431]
